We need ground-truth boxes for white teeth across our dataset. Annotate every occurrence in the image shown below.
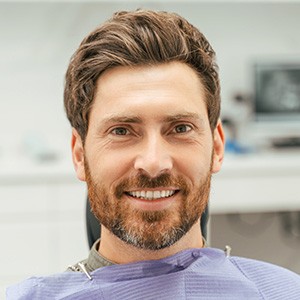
[146,191,153,199]
[153,191,160,199]
[128,190,176,200]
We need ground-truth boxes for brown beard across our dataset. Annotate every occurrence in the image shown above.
[85,160,211,250]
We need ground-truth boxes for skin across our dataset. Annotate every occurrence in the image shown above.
[72,62,225,264]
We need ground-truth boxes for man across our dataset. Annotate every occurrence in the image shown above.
[7,9,300,300]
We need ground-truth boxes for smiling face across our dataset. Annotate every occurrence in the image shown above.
[72,62,224,250]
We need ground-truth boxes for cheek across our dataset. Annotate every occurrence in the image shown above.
[86,149,133,187]
[176,148,213,184]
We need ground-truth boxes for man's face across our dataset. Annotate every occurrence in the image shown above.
[72,62,224,250]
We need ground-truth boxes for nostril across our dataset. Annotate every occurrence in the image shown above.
[134,155,173,178]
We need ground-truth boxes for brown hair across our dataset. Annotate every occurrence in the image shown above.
[64,10,220,140]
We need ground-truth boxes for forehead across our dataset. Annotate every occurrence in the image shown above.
[90,62,208,122]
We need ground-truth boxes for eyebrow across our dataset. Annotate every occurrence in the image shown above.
[163,113,203,123]
[99,112,204,127]
[100,115,143,127]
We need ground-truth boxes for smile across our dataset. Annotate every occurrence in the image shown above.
[126,190,178,201]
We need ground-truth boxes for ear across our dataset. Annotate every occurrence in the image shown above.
[211,120,225,174]
[71,128,86,181]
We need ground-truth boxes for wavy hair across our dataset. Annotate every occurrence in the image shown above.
[64,10,220,140]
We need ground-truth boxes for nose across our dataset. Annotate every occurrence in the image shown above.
[134,135,173,178]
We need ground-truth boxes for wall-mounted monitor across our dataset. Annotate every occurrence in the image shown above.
[252,62,300,147]
[254,62,300,121]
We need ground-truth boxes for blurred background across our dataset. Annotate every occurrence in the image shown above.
[1,0,300,296]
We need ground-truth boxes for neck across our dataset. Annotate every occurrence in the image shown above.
[98,221,203,264]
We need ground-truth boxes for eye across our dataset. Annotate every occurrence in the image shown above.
[173,124,192,134]
[111,127,129,136]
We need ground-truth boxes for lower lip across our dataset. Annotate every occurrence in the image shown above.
[124,192,179,211]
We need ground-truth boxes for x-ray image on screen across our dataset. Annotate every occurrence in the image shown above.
[255,64,300,115]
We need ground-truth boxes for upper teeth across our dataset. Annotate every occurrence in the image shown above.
[128,190,176,200]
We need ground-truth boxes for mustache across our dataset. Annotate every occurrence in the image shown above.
[115,173,189,199]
